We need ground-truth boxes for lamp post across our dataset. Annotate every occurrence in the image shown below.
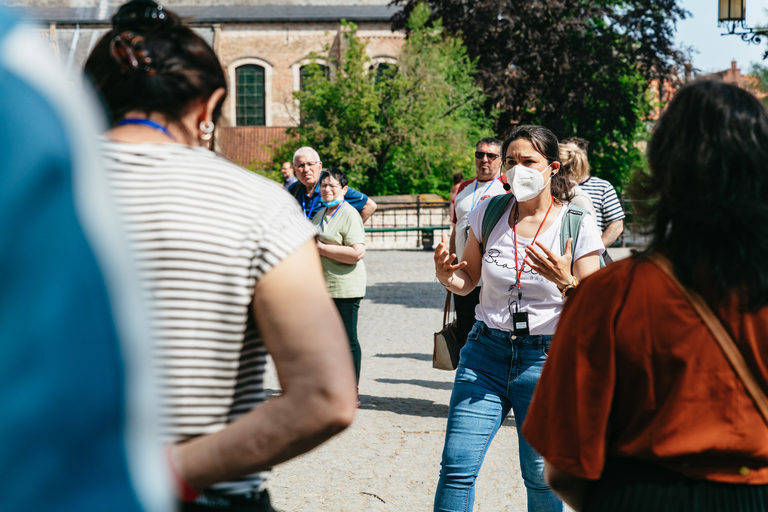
[719,0,768,58]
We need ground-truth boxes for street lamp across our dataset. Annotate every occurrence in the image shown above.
[719,0,745,22]
[719,0,768,58]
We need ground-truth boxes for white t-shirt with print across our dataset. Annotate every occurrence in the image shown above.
[467,198,604,335]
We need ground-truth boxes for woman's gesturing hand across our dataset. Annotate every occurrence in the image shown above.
[525,238,573,289]
[434,233,467,287]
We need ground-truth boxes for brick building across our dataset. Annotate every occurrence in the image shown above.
[9,0,405,167]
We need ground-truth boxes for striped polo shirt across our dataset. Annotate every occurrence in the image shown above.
[579,176,625,232]
[103,140,317,496]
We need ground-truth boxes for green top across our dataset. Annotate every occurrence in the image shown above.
[311,201,367,298]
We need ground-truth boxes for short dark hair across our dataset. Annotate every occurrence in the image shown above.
[84,0,227,131]
[476,137,502,152]
[502,125,572,203]
[562,137,589,153]
[452,172,464,185]
[319,167,349,189]
[632,79,768,311]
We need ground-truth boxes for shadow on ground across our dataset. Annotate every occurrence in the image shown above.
[376,378,453,391]
[373,352,432,361]
[358,395,450,418]
[364,282,443,309]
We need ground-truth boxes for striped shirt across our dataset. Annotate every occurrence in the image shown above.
[103,140,317,496]
[579,176,625,232]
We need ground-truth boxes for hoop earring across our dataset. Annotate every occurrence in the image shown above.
[199,120,214,142]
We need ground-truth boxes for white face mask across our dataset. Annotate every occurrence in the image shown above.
[506,164,552,202]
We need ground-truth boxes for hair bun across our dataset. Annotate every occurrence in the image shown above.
[109,31,156,75]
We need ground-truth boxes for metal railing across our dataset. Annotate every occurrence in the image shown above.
[618,192,651,248]
[365,197,451,250]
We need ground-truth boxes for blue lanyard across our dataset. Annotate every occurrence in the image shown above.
[320,200,345,230]
[301,193,320,219]
[470,176,499,212]
[117,118,176,140]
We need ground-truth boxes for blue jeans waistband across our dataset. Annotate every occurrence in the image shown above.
[474,320,552,347]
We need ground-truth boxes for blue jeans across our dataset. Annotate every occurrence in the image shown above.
[434,321,563,512]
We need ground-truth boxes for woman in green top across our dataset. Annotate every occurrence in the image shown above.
[312,168,367,403]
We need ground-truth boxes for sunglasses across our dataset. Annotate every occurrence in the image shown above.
[112,0,171,32]
[474,151,500,161]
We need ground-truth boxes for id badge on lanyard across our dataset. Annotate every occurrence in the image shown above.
[511,198,553,338]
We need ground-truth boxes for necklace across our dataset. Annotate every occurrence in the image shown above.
[117,118,177,141]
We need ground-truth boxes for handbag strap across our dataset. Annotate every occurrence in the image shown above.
[442,291,451,326]
[648,253,768,427]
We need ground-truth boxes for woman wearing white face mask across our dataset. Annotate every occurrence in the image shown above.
[432,125,604,512]
[312,167,366,406]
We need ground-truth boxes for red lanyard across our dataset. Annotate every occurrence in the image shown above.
[512,197,554,296]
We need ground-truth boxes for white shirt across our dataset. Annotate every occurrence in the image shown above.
[467,198,604,334]
[453,176,508,261]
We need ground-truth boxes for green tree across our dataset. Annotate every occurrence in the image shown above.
[271,3,493,196]
[392,0,690,190]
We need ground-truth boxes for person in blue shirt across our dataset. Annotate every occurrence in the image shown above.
[0,7,169,512]
[288,147,377,221]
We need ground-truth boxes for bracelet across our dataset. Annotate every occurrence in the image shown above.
[437,273,455,289]
[165,445,201,503]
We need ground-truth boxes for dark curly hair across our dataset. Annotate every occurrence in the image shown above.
[631,79,768,311]
[83,0,227,132]
[502,125,572,204]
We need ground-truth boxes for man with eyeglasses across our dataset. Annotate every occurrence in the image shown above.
[449,137,508,346]
[288,147,377,222]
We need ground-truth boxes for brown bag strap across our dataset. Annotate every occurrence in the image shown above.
[442,291,452,326]
[648,253,768,427]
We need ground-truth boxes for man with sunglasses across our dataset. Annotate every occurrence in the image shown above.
[448,137,508,346]
[288,147,377,222]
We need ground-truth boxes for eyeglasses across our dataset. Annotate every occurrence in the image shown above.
[475,151,500,161]
[112,0,171,32]
[295,161,319,170]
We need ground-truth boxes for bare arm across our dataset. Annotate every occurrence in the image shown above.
[601,219,623,248]
[317,241,365,264]
[448,227,456,259]
[171,240,357,489]
[544,461,588,511]
[360,198,377,223]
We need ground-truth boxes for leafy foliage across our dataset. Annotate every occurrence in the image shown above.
[392,0,690,189]
[268,4,494,196]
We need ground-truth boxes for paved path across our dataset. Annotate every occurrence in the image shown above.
[264,250,528,512]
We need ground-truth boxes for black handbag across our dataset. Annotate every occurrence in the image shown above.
[433,291,463,370]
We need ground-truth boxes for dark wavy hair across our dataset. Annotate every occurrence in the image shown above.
[502,125,572,203]
[83,0,227,131]
[632,79,768,311]
[320,167,349,188]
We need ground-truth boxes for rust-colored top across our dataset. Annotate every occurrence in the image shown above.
[522,256,768,484]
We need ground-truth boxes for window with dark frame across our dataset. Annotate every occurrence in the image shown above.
[236,65,265,126]
[299,64,330,91]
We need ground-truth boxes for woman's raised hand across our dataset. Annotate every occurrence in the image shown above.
[525,238,573,290]
[434,233,467,286]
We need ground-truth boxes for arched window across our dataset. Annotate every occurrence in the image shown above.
[374,62,394,83]
[368,57,398,84]
[299,64,330,91]
[235,64,265,126]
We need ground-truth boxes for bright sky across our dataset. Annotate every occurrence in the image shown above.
[675,0,767,74]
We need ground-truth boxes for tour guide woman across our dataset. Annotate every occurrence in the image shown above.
[522,81,768,511]
[433,125,604,512]
[312,168,366,399]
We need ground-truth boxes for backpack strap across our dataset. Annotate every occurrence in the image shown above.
[560,204,605,269]
[480,193,515,254]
